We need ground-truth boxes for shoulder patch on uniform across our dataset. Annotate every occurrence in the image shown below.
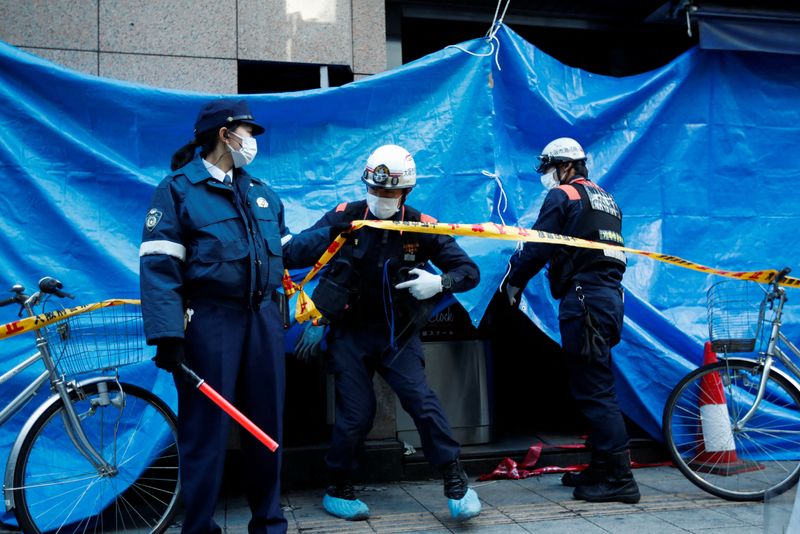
[420,213,438,223]
[335,202,348,212]
[557,185,581,200]
[144,208,163,232]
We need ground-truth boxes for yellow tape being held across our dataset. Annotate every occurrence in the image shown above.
[352,220,800,288]
[284,219,798,323]
[0,299,140,342]
[283,234,350,323]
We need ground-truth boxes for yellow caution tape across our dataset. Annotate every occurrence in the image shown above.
[282,234,350,323]
[355,220,800,287]
[284,219,798,323]
[0,299,140,341]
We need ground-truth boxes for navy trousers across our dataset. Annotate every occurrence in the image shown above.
[176,298,287,534]
[325,325,460,474]
[558,284,629,454]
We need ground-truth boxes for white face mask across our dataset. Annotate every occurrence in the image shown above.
[540,168,559,190]
[227,130,258,168]
[367,191,401,219]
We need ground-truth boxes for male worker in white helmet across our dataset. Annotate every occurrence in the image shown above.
[505,137,640,504]
[293,144,482,521]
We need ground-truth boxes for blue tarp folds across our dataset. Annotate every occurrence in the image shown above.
[0,23,798,521]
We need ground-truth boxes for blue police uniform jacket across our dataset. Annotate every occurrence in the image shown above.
[301,200,480,325]
[508,176,626,298]
[139,155,328,343]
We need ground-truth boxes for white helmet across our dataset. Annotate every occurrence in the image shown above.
[535,137,586,173]
[362,144,416,190]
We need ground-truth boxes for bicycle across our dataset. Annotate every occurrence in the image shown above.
[663,266,800,501]
[0,277,180,532]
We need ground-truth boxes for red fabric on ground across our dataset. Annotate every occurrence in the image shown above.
[478,442,671,481]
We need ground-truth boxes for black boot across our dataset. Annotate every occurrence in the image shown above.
[440,458,468,500]
[561,452,609,487]
[322,470,370,520]
[326,469,357,500]
[325,483,357,500]
[573,450,640,504]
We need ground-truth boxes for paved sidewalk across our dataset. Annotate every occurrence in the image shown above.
[175,465,794,533]
[1,465,790,532]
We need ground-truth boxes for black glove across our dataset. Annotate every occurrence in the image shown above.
[328,222,352,241]
[153,338,186,373]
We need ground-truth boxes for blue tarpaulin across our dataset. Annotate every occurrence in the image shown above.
[0,23,798,522]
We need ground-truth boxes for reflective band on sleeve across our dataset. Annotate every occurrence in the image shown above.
[281,234,292,246]
[139,240,186,261]
[603,249,627,264]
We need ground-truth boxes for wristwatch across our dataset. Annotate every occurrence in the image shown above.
[441,273,453,291]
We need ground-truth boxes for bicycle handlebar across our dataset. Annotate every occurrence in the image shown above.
[774,267,792,285]
[0,297,18,307]
[2,276,75,310]
[38,277,75,299]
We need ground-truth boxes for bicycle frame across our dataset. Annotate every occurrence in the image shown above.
[663,267,800,502]
[735,285,800,430]
[1,292,119,506]
[2,375,121,511]
[0,281,181,532]
[0,352,50,428]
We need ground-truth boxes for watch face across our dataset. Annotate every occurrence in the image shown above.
[442,274,453,289]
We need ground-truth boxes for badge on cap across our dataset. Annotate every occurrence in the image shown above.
[145,208,163,232]
[256,197,269,208]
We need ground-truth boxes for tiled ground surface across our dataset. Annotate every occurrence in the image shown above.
[1,465,793,532]
[166,466,794,533]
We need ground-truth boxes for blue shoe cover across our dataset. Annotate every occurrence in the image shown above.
[322,493,369,520]
[448,488,481,521]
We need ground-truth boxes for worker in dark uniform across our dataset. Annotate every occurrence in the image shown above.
[505,137,640,504]
[293,144,482,522]
[139,99,331,534]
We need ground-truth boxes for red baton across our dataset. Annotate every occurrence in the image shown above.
[180,363,279,452]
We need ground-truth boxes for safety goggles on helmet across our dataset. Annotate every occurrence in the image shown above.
[535,137,586,173]
[363,164,394,186]
[535,155,562,174]
[361,144,416,190]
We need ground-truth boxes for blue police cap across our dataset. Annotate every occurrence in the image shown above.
[193,99,265,137]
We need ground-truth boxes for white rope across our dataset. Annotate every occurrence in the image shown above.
[482,170,508,226]
[488,0,504,32]
[482,169,522,292]
[446,36,502,70]
[487,0,512,40]
[446,40,496,60]
[498,237,523,295]
[491,36,502,71]
[446,0,510,71]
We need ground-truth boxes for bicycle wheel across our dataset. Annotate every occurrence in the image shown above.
[663,358,800,501]
[11,380,180,533]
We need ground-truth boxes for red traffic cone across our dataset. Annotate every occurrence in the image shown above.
[691,342,762,475]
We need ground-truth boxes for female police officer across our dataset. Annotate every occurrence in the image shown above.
[139,99,330,534]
